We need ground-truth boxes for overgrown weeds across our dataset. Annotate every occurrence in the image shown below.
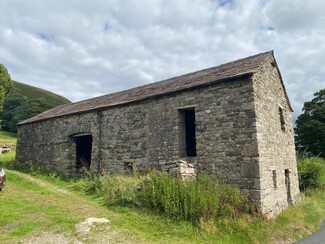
[64,169,253,222]
[67,174,103,195]
[101,175,143,206]
[137,171,252,222]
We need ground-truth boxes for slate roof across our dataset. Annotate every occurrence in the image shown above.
[19,51,276,125]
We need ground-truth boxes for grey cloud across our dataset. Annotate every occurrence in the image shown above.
[266,0,325,32]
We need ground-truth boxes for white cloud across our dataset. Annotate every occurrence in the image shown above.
[0,0,325,123]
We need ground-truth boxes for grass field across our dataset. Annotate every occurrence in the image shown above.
[0,130,17,145]
[0,131,16,168]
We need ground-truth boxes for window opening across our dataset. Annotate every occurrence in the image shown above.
[75,135,93,173]
[272,170,277,189]
[279,107,286,132]
[285,169,292,203]
[179,108,197,157]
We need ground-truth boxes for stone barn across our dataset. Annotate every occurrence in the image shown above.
[16,51,300,217]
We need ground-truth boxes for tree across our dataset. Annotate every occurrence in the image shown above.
[0,96,52,132]
[295,89,325,157]
[0,64,13,112]
[0,94,27,132]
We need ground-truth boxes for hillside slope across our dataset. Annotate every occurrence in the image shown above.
[0,81,71,132]
[8,81,71,107]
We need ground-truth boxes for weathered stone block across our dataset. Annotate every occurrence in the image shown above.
[242,162,260,178]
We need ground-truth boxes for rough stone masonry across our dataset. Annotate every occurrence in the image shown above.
[16,51,300,217]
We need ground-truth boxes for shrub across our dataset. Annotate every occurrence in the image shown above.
[138,171,252,222]
[298,157,325,190]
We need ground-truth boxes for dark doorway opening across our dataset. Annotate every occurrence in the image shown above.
[180,108,197,157]
[75,135,93,173]
[285,169,292,203]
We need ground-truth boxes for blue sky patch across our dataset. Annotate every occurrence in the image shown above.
[104,23,110,31]
[217,0,233,7]
[37,33,53,41]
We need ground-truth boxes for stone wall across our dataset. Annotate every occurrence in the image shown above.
[17,76,258,185]
[16,112,100,175]
[99,105,149,173]
[252,56,300,217]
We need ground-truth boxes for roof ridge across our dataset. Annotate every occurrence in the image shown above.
[19,51,273,125]
[49,50,274,107]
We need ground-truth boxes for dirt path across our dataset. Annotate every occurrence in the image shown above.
[13,171,71,195]
[1,170,138,244]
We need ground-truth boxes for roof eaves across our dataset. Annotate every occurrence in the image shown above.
[18,72,254,125]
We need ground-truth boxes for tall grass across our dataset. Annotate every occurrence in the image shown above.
[101,175,143,206]
[138,171,252,221]
[64,172,143,206]
[67,170,253,222]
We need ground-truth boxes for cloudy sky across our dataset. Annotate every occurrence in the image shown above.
[1,0,324,122]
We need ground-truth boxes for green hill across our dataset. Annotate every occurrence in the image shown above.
[0,81,71,132]
[8,81,71,107]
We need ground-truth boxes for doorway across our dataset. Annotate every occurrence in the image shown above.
[75,135,93,173]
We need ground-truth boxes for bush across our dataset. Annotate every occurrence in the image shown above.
[138,171,252,221]
[298,157,325,190]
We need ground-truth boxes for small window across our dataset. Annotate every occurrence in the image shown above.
[272,170,277,189]
[285,169,292,203]
[279,107,286,132]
